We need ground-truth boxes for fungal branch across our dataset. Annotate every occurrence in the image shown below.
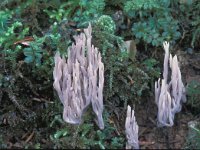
[125,105,139,149]
[155,41,186,127]
[53,23,105,129]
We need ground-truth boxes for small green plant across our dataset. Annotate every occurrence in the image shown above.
[124,0,181,46]
[0,21,29,49]
[44,0,105,26]
[73,0,105,26]
[185,122,200,149]
[186,80,200,113]
[179,0,200,48]
[23,38,43,66]
[0,134,7,149]
[142,58,160,84]
[0,14,29,71]
[0,9,13,32]
[92,16,150,108]
[50,110,124,149]
[95,15,116,34]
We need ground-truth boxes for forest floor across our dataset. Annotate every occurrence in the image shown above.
[1,0,200,149]
[0,49,199,149]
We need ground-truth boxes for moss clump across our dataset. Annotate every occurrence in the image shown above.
[95,15,116,34]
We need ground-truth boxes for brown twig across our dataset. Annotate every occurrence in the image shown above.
[148,117,157,126]
[5,88,28,118]
[157,139,180,144]
[25,131,34,143]
[3,87,36,119]
[21,132,29,140]
[32,97,54,103]
[16,71,39,96]
[0,89,3,104]
[139,140,155,146]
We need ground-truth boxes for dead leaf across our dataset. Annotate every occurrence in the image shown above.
[125,40,137,62]
[14,37,34,46]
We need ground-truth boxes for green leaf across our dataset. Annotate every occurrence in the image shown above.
[81,123,93,137]
[53,128,68,139]
[146,36,152,43]
[153,33,159,38]
[24,56,33,63]
[98,141,105,149]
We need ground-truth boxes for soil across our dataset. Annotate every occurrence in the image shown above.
[135,98,195,149]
